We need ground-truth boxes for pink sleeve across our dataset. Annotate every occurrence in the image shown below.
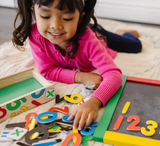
[84,38,122,106]
[28,33,77,84]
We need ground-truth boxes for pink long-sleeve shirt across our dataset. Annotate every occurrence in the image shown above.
[29,22,122,106]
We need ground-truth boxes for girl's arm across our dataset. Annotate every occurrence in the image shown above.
[84,37,123,106]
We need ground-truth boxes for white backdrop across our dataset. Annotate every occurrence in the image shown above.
[0,0,15,8]
[1,0,160,24]
[95,0,160,25]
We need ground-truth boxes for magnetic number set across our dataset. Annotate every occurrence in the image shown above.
[0,93,98,146]
[93,75,160,146]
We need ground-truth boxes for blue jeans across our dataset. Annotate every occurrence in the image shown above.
[96,24,142,53]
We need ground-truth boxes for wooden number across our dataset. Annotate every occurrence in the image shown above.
[29,119,39,140]
[10,106,28,118]
[32,139,61,146]
[48,106,69,114]
[10,113,16,118]
[36,112,57,123]
[32,140,56,146]
[73,128,79,143]
[62,114,74,123]
[31,88,45,98]
[42,121,56,129]
[6,122,26,128]
[141,120,158,136]
[48,126,60,133]
[25,126,49,144]
[55,94,64,103]
[18,106,28,114]
[17,142,30,146]
[127,115,141,131]
[113,115,124,130]
[80,122,98,136]
[0,107,7,119]
[54,119,73,126]
[51,124,58,130]
[57,124,71,133]
[62,133,81,146]
[25,112,37,130]
[122,102,130,114]
[64,94,82,103]
[7,97,27,111]
[82,135,93,146]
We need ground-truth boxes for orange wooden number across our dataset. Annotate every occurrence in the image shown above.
[62,133,81,146]
[113,115,124,130]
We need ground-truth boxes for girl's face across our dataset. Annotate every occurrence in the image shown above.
[34,0,80,50]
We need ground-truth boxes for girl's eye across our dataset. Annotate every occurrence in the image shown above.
[63,18,73,21]
[40,15,50,19]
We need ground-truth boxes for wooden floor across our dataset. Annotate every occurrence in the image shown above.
[0,7,17,45]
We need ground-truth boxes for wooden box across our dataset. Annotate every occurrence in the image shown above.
[0,68,55,123]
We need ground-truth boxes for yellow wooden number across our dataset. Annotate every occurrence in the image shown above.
[10,107,28,117]
[64,94,82,103]
[73,128,79,143]
[29,119,39,140]
[141,120,158,136]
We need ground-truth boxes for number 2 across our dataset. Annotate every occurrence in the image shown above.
[127,115,141,131]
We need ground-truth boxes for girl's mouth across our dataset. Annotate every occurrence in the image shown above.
[49,32,65,39]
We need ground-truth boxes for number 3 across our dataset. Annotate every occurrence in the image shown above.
[141,120,158,136]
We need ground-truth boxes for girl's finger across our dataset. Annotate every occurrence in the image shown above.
[93,111,98,121]
[68,110,77,120]
[78,111,89,130]
[85,112,94,128]
[73,111,82,129]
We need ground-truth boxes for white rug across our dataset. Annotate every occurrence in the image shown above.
[0,18,160,146]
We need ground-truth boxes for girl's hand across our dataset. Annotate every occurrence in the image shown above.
[75,72,103,89]
[68,97,102,130]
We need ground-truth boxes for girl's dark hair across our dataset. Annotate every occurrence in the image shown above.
[12,0,105,58]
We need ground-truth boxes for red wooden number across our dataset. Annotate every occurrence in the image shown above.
[0,107,7,119]
[113,115,124,130]
[48,106,69,114]
[127,115,141,131]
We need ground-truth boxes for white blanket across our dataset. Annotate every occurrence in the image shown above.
[0,18,160,146]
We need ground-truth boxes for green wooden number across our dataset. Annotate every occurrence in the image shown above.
[82,135,93,146]
[7,97,27,111]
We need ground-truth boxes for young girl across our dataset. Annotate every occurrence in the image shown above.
[12,0,123,131]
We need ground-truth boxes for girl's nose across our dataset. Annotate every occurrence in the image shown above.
[50,19,63,30]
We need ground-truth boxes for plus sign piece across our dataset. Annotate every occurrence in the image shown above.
[7,127,27,140]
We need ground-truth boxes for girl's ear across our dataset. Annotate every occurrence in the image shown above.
[81,12,85,17]
[31,6,36,20]
[79,12,85,23]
